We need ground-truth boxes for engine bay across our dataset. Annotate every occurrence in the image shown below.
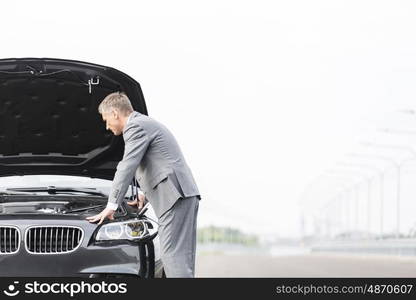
[0,195,125,215]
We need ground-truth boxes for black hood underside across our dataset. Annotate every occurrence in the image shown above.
[0,58,148,179]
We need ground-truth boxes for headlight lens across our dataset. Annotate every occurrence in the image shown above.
[96,219,149,241]
[104,224,123,239]
[125,221,145,238]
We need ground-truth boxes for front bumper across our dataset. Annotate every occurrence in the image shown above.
[0,217,162,277]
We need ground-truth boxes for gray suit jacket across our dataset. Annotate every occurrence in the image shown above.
[108,111,200,218]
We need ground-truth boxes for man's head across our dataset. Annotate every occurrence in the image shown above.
[98,92,134,135]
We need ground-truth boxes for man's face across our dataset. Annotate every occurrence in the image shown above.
[101,109,124,136]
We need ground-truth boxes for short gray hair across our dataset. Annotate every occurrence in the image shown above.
[98,92,134,115]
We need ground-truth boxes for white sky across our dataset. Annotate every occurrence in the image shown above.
[2,0,416,237]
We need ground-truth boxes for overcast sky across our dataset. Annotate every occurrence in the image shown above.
[2,0,416,237]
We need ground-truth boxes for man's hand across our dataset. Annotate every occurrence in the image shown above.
[86,207,115,225]
[127,193,146,209]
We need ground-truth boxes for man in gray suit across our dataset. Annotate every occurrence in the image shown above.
[86,92,201,278]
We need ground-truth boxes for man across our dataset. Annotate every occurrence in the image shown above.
[86,92,201,278]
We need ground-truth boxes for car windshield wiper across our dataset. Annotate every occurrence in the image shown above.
[6,186,107,197]
[0,190,37,196]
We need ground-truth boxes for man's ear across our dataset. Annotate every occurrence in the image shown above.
[111,109,119,119]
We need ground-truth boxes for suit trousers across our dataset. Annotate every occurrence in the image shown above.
[157,195,199,278]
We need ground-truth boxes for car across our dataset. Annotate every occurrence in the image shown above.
[0,57,163,277]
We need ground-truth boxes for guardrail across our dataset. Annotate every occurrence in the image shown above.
[310,239,416,256]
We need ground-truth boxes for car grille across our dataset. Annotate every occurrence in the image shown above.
[26,226,83,254]
[0,226,20,254]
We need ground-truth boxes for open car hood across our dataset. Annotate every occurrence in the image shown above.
[0,58,147,179]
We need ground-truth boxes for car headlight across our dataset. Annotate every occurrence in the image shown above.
[96,219,149,241]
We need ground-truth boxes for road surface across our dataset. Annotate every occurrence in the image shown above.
[195,253,416,277]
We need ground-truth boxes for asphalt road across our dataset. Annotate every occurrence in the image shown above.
[195,253,416,277]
